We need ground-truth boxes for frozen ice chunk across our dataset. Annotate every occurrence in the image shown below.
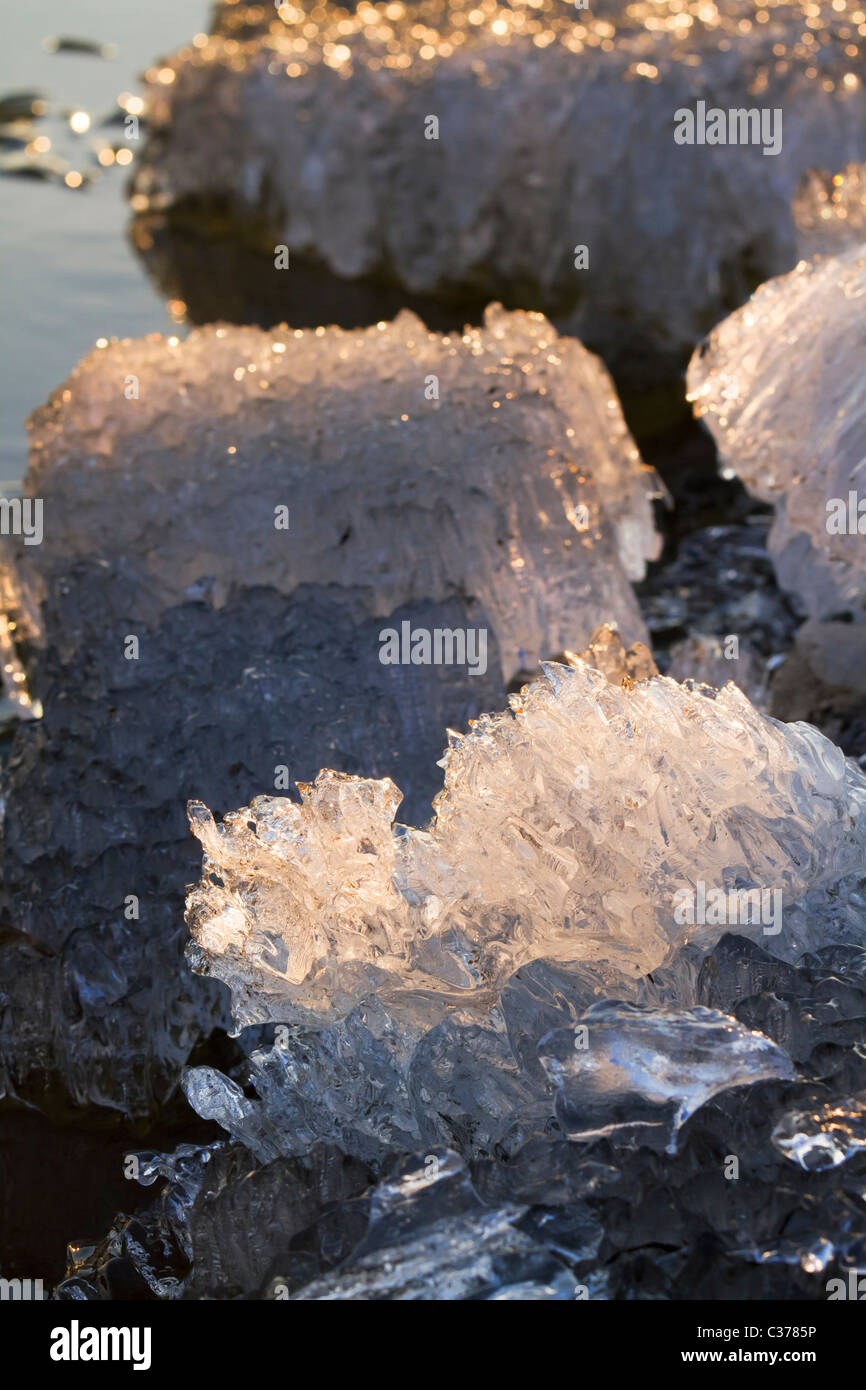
[772,1094,866,1170]
[60,932,866,1300]
[540,1002,795,1154]
[58,1138,375,1300]
[183,1000,552,1166]
[566,622,657,685]
[12,307,659,679]
[134,1,866,380]
[59,1142,578,1300]
[687,245,866,686]
[186,654,866,1036]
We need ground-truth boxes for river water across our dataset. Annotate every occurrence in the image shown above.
[0,0,205,486]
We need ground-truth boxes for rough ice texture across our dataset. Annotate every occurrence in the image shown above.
[186,654,866,1042]
[61,933,866,1300]
[0,581,508,1117]
[133,1,866,379]
[772,1093,866,1171]
[11,307,659,680]
[687,244,866,687]
[0,304,659,1117]
[286,1152,578,1300]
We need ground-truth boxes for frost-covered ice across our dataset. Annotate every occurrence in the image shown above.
[186,649,866,1038]
[133,0,866,378]
[176,641,866,1183]
[687,244,866,689]
[11,307,659,679]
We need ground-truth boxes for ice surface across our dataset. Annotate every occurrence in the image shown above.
[63,931,866,1300]
[285,1152,577,1301]
[58,1139,375,1300]
[12,306,659,679]
[0,585,505,1116]
[133,1,866,380]
[687,244,866,687]
[0,302,660,1118]
[186,652,866,1038]
[772,1094,866,1171]
[541,1003,795,1154]
[58,1142,581,1300]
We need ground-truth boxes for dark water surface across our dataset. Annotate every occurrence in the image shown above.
[0,0,204,486]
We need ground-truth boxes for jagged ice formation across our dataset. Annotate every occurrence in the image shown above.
[178,648,866,1184]
[0,304,660,1118]
[187,652,866,1033]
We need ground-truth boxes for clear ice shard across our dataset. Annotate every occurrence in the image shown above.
[10,306,660,679]
[687,244,866,689]
[186,652,866,1037]
[540,1003,795,1154]
[284,1152,577,1301]
[133,1,866,380]
[772,1094,866,1171]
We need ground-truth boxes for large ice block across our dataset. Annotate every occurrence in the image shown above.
[132,1,866,378]
[687,244,866,690]
[0,304,657,1120]
[12,307,659,679]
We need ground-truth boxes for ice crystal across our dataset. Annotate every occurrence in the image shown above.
[186,654,866,1035]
